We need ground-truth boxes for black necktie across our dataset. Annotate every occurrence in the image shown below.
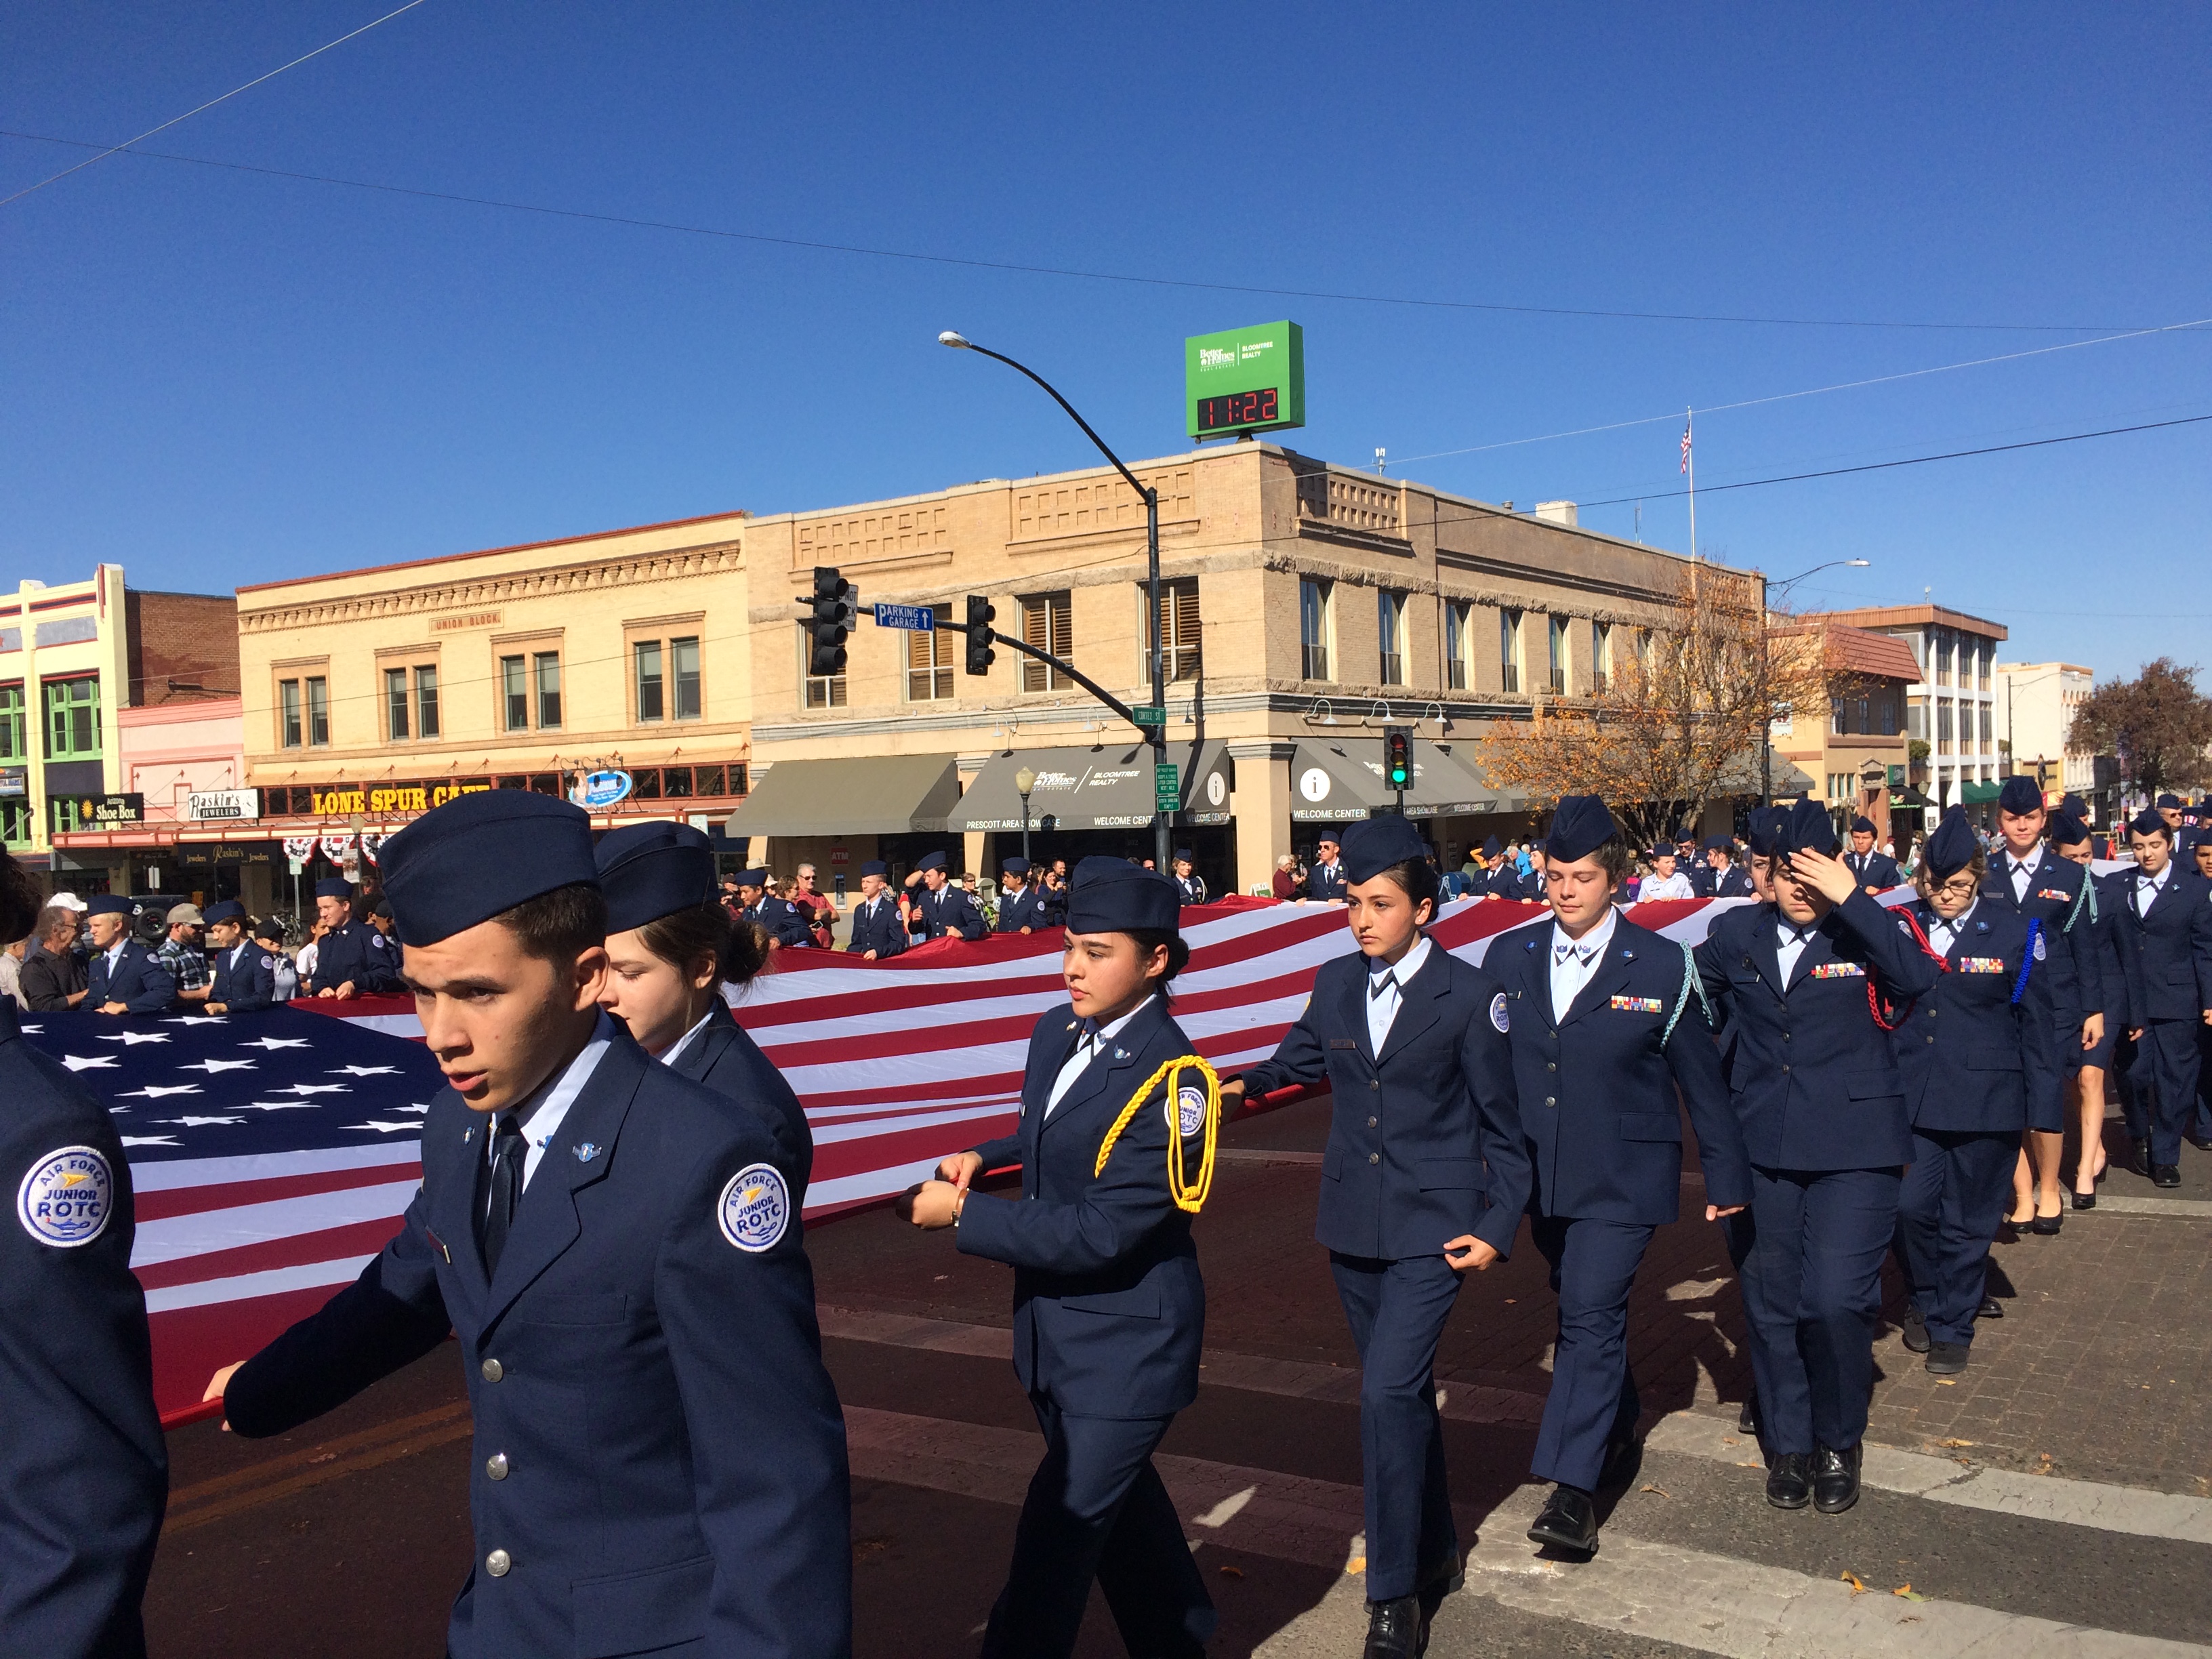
[478,1113,525,1275]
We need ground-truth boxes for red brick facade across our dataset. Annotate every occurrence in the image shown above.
[124,588,239,708]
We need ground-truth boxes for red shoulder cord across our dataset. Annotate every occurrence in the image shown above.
[1868,906,1951,1031]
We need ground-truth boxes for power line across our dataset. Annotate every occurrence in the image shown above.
[0,125,2175,337]
[0,2,434,209]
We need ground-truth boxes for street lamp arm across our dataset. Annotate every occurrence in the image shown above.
[943,336,1149,505]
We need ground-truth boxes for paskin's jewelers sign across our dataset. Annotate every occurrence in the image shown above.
[185,789,261,822]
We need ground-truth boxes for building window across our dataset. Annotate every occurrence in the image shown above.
[1593,622,1612,693]
[636,642,664,722]
[1500,609,1523,694]
[1547,615,1569,695]
[1152,577,1202,684]
[0,684,22,761]
[501,657,529,731]
[1445,602,1472,691]
[0,798,28,848]
[387,668,411,740]
[1978,703,1992,749]
[1878,691,1898,736]
[800,625,846,710]
[1937,701,1954,756]
[415,666,440,739]
[1977,645,1991,691]
[1831,697,1846,736]
[672,637,701,720]
[1022,591,1073,692]
[1299,579,1332,681]
[279,679,303,748]
[1933,632,1953,688]
[535,653,562,729]
[1906,697,1927,741]
[308,676,329,747]
[1377,590,1406,686]
[43,676,100,760]
[907,603,955,701]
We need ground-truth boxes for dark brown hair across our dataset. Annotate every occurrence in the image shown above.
[1372,856,1441,921]
[1586,834,1635,887]
[491,882,609,964]
[637,899,773,988]
[1122,928,1191,1004]
[0,851,42,945]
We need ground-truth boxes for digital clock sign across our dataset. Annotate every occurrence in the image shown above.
[1185,321,1305,440]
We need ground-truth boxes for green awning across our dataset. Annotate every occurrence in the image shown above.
[1960,780,2003,804]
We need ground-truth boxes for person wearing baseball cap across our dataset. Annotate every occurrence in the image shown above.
[156,902,211,1006]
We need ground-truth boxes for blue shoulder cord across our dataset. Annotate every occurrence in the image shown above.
[2010,916,2043,1007]
[1662,939,1710,1045]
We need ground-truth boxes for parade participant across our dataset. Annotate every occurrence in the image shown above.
[904,850,988,941]
[2046,815,2121,1206]
[2112,807,2212,1188]
[1518,840,1551,901]
[1485,836,1527,901]
[1704,834,1755,898]
[1490,796,1752,1555]
[1695,799,1941,1515]
[1172,848,1207,905]
[1893,811,2052,1374]
[901,857,1216,1659]
[205,790,851,1659]
[1715,803,1785,1437]
[0,848,167,1657]
[596,821,811,1199]
[846,861,908,958]
[305,878,400,998]
[1308,832,1349,903]
[733,867,813,949]
[1981,777,2096,1233]
[791,863,837,949]
[996,857,1046,934]
[1637,846,1696,901]
[1843,817,1902,891]
[1221,813,1527,1656]
[157,902,211,1005]
[1037,861,1071,927]
[252,918,302,1003]
[19,903,89,1010]
[203,900,279,1015]
[84,896,176,1015]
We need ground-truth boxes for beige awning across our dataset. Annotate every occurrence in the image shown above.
[722,754,961,837]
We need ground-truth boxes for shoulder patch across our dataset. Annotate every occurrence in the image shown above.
[718,1162,790,1253]
[18,1145,114,1248]
[1168,1084,1208,1139]
[1490,991,1511,1033]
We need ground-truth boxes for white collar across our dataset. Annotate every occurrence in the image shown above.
[657,1006,718,1067]
[1083,995,1154,1047]
[2006,844,2042,872]
[1368,933,1433,990]
[1929,897,1978,936]
[1553,907,1618,961]
[497,1010,617,1166]
[2139,861,2171,887]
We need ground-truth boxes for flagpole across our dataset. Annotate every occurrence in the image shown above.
[1686,407,1697,565]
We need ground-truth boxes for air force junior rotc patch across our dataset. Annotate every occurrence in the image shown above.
[1490,991,1511,1033]
[718,1162,790,1253]
[17,1145,114,1248]
[1170,1084,1208,1139]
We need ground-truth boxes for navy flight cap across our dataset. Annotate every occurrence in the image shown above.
[859,859,888,878]
[1849,816,1877,836]
[1174,848,1193,863]
[735,867,771,888]
[1771,798,1838,857]
[1702,834,1732,853]
[202,900,246,926]
[314,878,352,900]
[1922,809,1982,881]
[1065,856,1181,934]
[1997,776,2045,815]
[2156,793,2182,808]
[2046,811,2089,848]
[1481,834,1502,859]
[1545,795,1619,864]
[379,788,599,947]
[87,894,134,917]
[915,851,948,873]
[595,821,716,935]
[1002,856,1031,875]
[2060,794,2089,819]
[2131,806,2171,838]
[1744,807,1782,859]
[1342,814,1429,883]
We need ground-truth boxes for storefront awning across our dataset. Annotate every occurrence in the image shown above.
[951,740,1233,834]
[1290,737,1498,821]
[1891,787,1931,809]
[1959,779,2003,805]
[722,754,961,838]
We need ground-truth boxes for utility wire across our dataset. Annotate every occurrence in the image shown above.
[0,1,433,209]
[0,125,2175,337]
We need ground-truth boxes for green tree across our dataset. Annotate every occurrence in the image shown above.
[2066,657,2212,798]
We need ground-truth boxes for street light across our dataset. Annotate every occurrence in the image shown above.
[942,329,1172,872]
[1015,766,1038,866]
[1761,558,1871,804]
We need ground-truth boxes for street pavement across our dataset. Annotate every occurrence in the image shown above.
[146,1092,2212,1658]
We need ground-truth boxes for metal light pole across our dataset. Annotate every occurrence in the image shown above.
[1016,766,1037,866]
[1760,558,1870,804]
[941,331,1172,874]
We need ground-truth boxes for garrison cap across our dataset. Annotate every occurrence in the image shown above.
[595,821,716,935]
[2047,811,2090,848]
[1001,856,1030,875]
[1066,856,1181,933]
[314,878,352,900]
[2060,794,2090,819]
[379,788,598,947]
[1481,834,1502,859]
[201,900,245,926]
[1771,798,1839,857]
[1173,848,1193,863]
[1849,816,1878,836]
[1997,776,2045,815]
[87,895,134,917]
[2157,793,2182,808]
[1545,795,1619,864]
[1744,807,1783,859]
[735,867,771,888]
[1702,834,1733,853]
[1315,832,1342,848]
[1922,810,1982,882]
[915,851,948,873]
[2131,806,2171,838]
[859,859,888,878]
[1343,814,1429,883]
[251,916,287,943]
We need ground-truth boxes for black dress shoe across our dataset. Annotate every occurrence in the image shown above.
[1899,1305,1931,1353]
[1416,1552,1465,1597]
[2187,1134,2212,1152]
[1527,1484,1599,1555]
[1812,1442,1862,1514]
[1598,1428,1641,1486]
[1765,1451,1811,1509]
[2030,1209,2062,1235]
[2072,1190,2097,1210]
[1925,1340,1971,1375]
[2154,1164,2183,1189]
[1977,1296,2003,1319]
[1738,1391,1761,1435]
[2130,1143,2155,1178]
[1364,1595,1429,1659]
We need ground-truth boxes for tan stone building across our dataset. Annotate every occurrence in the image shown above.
[730,444,1746,899]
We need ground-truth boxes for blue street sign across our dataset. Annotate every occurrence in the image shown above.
[874,603,935,632]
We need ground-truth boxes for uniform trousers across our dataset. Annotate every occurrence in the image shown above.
[2127,1021,2205,1164]
[979,1393,1213,1659]
[1529,1215,1656,1492]
[1896,1128,2016,1347]
[1738,1166,1902,1456]
[1329,1251,1462,1602]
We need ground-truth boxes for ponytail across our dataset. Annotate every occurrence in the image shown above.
[637,899,773,989]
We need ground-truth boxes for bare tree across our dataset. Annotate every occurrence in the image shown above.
[2067,657,2212,799]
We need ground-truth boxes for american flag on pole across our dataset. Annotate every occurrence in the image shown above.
[1681,417,1693,473]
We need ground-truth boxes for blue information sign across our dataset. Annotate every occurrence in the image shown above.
[873,603,935,632]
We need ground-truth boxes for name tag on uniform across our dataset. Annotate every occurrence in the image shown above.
[1609,996,1663,1013]
[1330,1038,1359,1050]
[1811,962,1866,979]
[1957,957,2008,973]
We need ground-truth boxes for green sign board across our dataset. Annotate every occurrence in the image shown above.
[1130,704,1166,727]
[1154,764,1181,811]
[1185,321,1305,440]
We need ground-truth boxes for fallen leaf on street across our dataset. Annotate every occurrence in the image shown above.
[1841,1572,1868,1595]
[1218,1565,1244,1578]
[1639,1484,1670,1497]
[1938,1439,1974,1448]
[1893,1586,1927,1602]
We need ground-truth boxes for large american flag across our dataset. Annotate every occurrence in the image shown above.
[28,892,1834,1424]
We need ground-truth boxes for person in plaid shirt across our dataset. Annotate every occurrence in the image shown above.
[157,903,211,1006]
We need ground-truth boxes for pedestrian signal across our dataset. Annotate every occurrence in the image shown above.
[804,567,855,676]
[1384,727,1412,792]
[964,594,996,676]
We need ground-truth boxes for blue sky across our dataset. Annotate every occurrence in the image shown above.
[4,3,2207,676]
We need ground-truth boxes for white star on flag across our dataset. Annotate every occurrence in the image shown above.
[272,1083,350,1096]
[120,1135,181,1147]
[179,1059,259,1073]
[163,1016,228,1026]
[235,1101,318,1112]
[349,1120,425,1134]
[60,1054,120,1071]
[119,1085,204,1099]
[239,1038,312,1050]
[98,1032,171,1046]
[331,1065,400,1076]
[164,1115,245,1127]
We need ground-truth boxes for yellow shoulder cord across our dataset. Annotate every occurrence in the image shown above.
[1092,1054,1221,1214]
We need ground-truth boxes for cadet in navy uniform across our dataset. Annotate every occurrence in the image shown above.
[731,867,813,950]
[2112,806,2212,1187]
[1695,800,1941,1515]
[996,857,1046,934]
[1171,848,1207,905]
[1307,832,1348,902]
[83,895,177,1015]
[596,821,813,1201]
[1843,817,1902,892]
[1484,838,1527,901]
[305,878,401,998]
[903,857,1214,1659]
[1704,835,1755,899]
[905,850,988,941]
[207,792,851,1659]
[1491,798,1753,1556]
[1223,815,1528,1658]
[1517,840,1549,901]
[1893,811,2051,1374]
[0,849,167,1658]
[2046,813,2124,1206]
[202,899,279,1014]
[846,860,909,958]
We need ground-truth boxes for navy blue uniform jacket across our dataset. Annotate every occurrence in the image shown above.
[0,1004,167,1659]
[1979,852,2092,1042]
[1845,850,1903,890]
[958,996,1205,1419]
[1896,901,2054,1133]
[1237,940,1530,1261]
[1694,889,1943,1170]
[909,884,987,941]
[1710,865,1754,900]
[1491,915,1752,1223]
[86,941,176,1014]
[224,1024,852,1659]
[749,895,815,950]
[306,920,400,997]
[208,941,281,1012]
[1307,859,1349,903]
[1174,874,1208,905]
[2113,865,2212,1024]
[667,999,814,1203]
[2085,871,2132,1026]
[846,892,907,956]
[996,885,1047,934]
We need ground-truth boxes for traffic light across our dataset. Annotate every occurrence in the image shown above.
[964,594,996,676]
[804,566,856,676]
[1384,726,1412,792]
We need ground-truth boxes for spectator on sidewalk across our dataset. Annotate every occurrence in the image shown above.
[157,903,211,1006]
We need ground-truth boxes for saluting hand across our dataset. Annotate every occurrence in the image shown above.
[1789,848,1860,906]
